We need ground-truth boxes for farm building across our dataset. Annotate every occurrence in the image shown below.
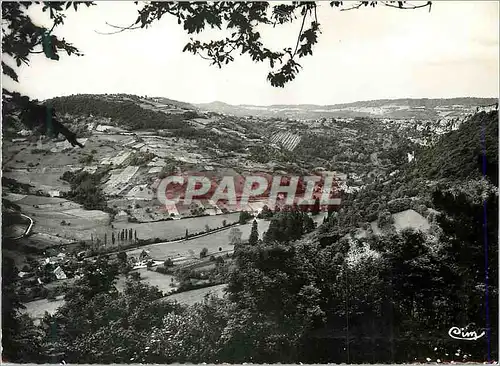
[53,266,67,280]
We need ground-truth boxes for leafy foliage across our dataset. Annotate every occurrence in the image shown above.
[238,210,253,224]
[126,1,431,87]
[2,2,91,71]
[3,92,85,147]
[263,207,316,243]
[42,258,182,363]
[321,110,499,238]
[2,2,94,146]
[412,111,498,185]
[248,219,259,246]
[60,167,112,211]
[2,256,45,362]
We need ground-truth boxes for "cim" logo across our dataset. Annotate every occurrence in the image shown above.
[448,326,485,341]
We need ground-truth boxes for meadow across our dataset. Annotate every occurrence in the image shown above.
[113,212,241,242]
[8,195,111,243]
[125,218,271,260]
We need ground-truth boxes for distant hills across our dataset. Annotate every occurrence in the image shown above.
[196,97,498,120]
[45,94,201,131]
[42,93,498,128]
[46,93,197,111]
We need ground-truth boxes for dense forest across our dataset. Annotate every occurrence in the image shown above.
[412,111,498,185]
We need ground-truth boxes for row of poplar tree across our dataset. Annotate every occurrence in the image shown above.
[90,228,138,246]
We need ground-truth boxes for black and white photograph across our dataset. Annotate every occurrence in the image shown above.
[1,1,498,364]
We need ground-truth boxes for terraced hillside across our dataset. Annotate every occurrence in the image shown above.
[269,131,301,151]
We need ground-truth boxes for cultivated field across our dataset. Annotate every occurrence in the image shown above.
[3,141,76,169]
[138,136,207,163]
[125,218,271,260]
[12,195,110,242]
[114,212,241,242]
[136,269,177,294]
[270,131,301,151]
[103,166,141,195]
[3,168,71,193]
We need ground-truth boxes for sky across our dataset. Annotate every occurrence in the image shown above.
[2,1,499,105]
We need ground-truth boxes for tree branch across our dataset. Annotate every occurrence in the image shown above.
[94,21,142,35]
[48,19,58,34]
[196,52,213,61]
[340,2,365,12]
[293,7,309,58]
[381,1,432,10]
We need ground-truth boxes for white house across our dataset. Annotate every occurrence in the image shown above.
[53,266,67,280]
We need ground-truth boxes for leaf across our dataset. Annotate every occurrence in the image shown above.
[2,62,19,82]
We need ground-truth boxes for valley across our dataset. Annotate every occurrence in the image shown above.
[2,93,498,359]
[2,1,498,362]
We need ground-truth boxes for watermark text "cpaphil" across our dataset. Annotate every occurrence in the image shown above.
[156,173,342,211]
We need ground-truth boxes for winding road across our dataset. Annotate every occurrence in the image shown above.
[8,213,34,240]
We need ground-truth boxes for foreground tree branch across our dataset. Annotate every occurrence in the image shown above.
[101,1,431,88]
[2,2,94,147]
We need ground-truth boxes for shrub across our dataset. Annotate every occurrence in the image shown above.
[156,266,169,274]
[378,210,394,228]
[164,258,173,267]
[46,291,56,301]
[239,210,253,224]
[129,271,140,280]
[21,264,31,272]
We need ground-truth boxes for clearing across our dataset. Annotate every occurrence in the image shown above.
[165,284,227,306]
[370,209,430,235]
